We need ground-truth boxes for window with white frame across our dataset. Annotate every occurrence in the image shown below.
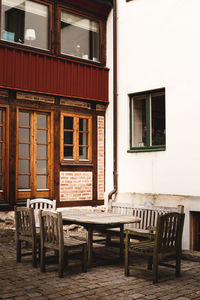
[1,0,49,50]
[129,89,165,151]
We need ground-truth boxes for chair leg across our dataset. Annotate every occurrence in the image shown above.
[64,251,68,266]
[40,247,45,273]
[59,249,64,278]
[148,256,153,270]
[153,254,158,284]
[176,250,181,277]
[124,240,129,276]
[82,245,87,273]
[32,241,37,268]
[55,250,59,263]
[106,234,111,246]
[16,239,21,263]
[38,241,41,264]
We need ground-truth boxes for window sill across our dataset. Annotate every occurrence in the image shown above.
[61,162,93,167]
[128,146,165,153]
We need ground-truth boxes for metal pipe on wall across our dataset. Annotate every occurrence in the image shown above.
[108,0,118,201]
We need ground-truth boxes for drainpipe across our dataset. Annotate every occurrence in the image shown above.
[108,0,118,201]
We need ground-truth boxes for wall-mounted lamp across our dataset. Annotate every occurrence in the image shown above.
[25,29,36,45]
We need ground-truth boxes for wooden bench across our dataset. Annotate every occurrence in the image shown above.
[98,202,184,244]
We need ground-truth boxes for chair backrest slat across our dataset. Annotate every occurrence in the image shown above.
[27,198,56,210]
[39,210,62,249]
[14,206,36,238]
[155,212,185,253]
[27,198,57,227]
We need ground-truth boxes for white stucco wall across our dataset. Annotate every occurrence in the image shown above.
[105,0,200,250]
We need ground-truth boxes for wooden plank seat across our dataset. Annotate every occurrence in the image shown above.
[97,202,184,244]
[39,210,87,278]
[125,212,185,283]
[14,206,40,268]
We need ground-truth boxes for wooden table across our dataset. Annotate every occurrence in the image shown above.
[61,211,140,266]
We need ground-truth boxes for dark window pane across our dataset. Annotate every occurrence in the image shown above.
[151,94,165,146]
[0,127,2,141]
[37,145,47,159]
[79,132,88,146]
[19,144,30,158]
[64,117,73,130]
[19,112,30,126]
[64,131,73,145]
[79,147,88,160]
[0,110,3,124]
[37,114,47,128]
[37,175,47,189]
[64,146,73,159]
[79,118,88,131]
[37,160,47,175]
[37,129,47,143]
[18,175,30,189]
[18,159,30,174]
[19,128,30,142]
[133,97,146,147]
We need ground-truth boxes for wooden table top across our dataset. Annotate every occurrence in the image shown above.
[61,211,140,225]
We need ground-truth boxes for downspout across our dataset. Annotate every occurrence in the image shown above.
[108,0,118,201]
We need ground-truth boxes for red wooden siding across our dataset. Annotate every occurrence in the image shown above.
[0,46,109,102]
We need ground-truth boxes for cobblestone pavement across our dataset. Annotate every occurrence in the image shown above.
[1,240,200,300]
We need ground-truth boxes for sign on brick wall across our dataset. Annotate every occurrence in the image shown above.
[97,116,105,200]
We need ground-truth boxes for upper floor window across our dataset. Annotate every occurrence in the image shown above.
[60,112,92,163]
[1,0,49,50]
[129,89,165,152]
[60,10,100,62]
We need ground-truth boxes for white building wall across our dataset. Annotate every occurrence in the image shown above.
[105,9,114,194]
[105,0,200,250]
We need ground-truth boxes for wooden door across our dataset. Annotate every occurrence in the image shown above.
[16,109,53,200]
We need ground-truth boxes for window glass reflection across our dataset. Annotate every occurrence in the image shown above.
[1,0,48,50]
[61,11,100,62]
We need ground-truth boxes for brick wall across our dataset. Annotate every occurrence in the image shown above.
[60,172,93,201]
[97,116,105,200]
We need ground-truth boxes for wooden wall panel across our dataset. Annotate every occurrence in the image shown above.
[0,46,109,103]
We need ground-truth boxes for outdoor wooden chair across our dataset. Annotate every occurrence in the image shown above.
[39,210,87,278]
[14,206,40,268]
[124,212,185,283]
[27,198,57,227]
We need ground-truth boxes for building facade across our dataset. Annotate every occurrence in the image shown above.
[0,0,112,209]
[105,0,200,251]
[1,0,200,252]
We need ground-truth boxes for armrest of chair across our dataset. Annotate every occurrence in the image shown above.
[147,226,157,234]
[124,228,155,241]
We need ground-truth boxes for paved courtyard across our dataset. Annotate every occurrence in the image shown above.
[1,239,200,300]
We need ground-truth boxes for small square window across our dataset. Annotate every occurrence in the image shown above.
[129,89,165,151]
[61,112,92,163]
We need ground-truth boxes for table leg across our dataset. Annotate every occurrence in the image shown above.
[87,227,93,267]
[120,224,124,262]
